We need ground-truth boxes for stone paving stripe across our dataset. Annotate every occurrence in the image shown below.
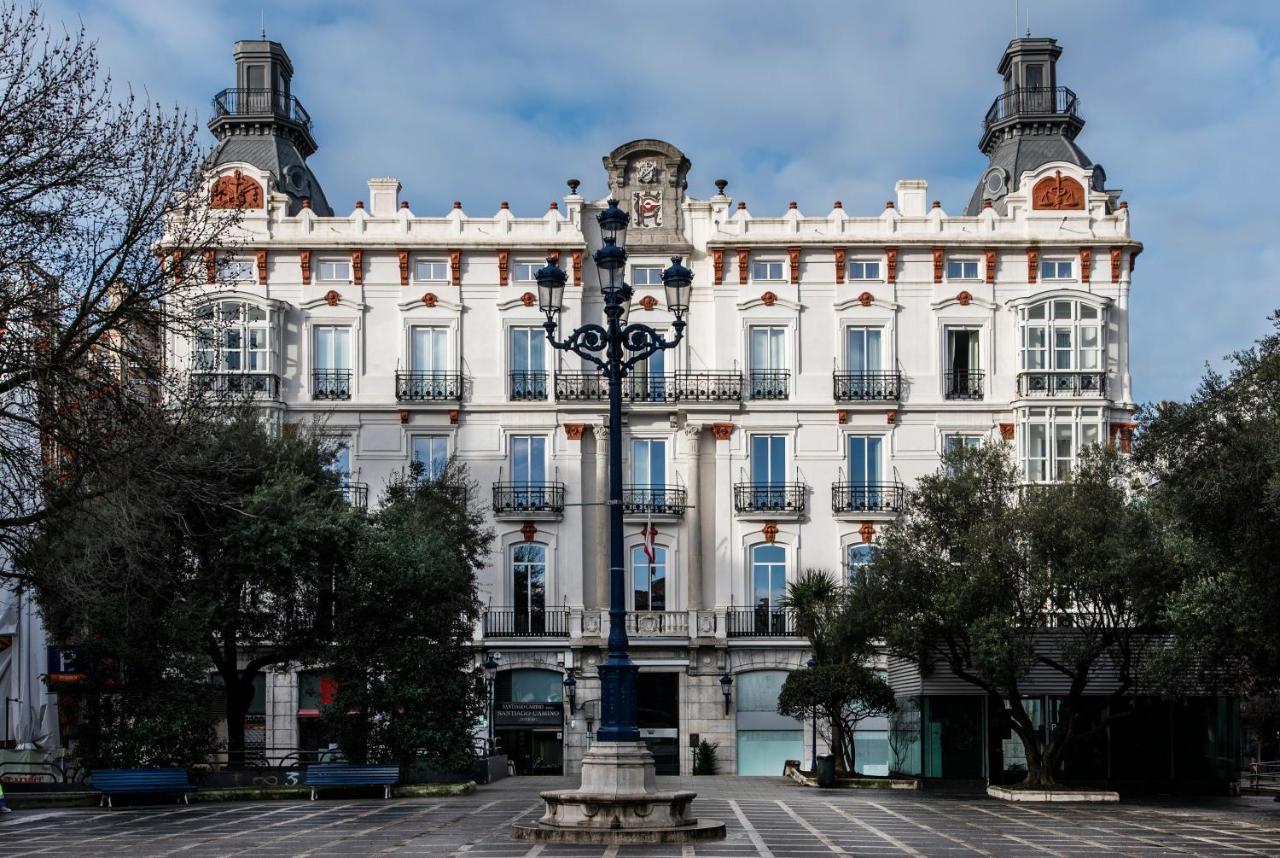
[816,801,923,857]
[728,799,774,858]
[859,799,996,857]
[448,800,539,857]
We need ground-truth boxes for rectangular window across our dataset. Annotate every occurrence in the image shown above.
[845,327,882,374]
[947,259,979,280]
[946,328,981,398]
[514,262,540,282]
[412,436,448,481]
[414,259,448,282]
[329,443,351,481]
[749,325,787,398]
[750,435,787,499]
[847,260,881,281]
[630,438,667,487]
[631,545,667,612]
[509,327,546,399]
[631,265,663,286]
[317,260,351,281]
[1020,407,1103,482]
[511,543,547,633]
[220,259,255,283]
[410,327,448,372]
[246,64,265,90]
[312,326,351,371]
[510,435,547,485]
[751,260,784,281]
[848,436,883,488]
[628,339,668,401]
[750,544,787,611]
[1039,259,1073,280]
[943,434,983,454]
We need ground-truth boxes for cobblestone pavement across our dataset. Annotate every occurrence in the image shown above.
[2,776,1279,857]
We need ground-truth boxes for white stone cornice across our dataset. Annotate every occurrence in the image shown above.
[396,294,462,313]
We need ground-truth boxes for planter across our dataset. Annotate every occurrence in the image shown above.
[987,784,1118,803]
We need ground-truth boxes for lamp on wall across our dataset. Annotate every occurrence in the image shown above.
[720,671,733,716]
[563,668,577,714]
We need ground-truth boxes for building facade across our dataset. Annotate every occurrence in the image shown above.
[178,36,1142,778]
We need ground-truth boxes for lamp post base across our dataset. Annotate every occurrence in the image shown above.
[510,741,725,844]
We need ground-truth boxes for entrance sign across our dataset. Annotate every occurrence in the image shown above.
[495,702,563,727]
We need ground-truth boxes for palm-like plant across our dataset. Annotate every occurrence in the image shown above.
[782,569,843,664]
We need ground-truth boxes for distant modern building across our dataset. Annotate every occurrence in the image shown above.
[166,34,1242,791]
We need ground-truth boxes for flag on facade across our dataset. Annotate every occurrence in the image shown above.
[641,513,657,563]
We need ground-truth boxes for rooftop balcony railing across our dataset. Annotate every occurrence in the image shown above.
[621,485,687,516]
[983,86,1079,130]
[944,370,985,400]
[313,369,351,400]
[396,371,463,401]
[212,88,312,129]
[833,371,901,402]
[1016,371,1107,398]
[831,481,905,514]
[726,606,796,638]
[733,483,806,514]
[482,607,570,638]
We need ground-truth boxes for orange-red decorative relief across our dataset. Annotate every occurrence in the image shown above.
[737,247,750,286]
[422,292,437,308]
[1109,422,1135,453]
[520,291,536,307]
[834,247,846,285]
[640,295,658,311]
[712,248,725,285]
[836,410,849,425]
[885,247,898,284]
[761,291,777,306]
[885,410,897,425]
[564,423,586,441]
[1027,247,1038,284]
[323,289,340,307]
[1110,247,1122,284]
[497,250,509,286]
[398,249,409,286]
[521,521,538,542]
[932,247,944,284]
[985,248,996,284]
[398,409,410,425]
[299,249,311,285]
[351,249,363,286]
[449,409,459,425]
[571,249,583,286]
[203,250,216,284]
[1080,247,1092,284]
[858,291,873,307]
[1031,170,1085,210]
[711,422,734,441]
[788,246,801,285]
[858,522,875,544]
[256,249,268,285]
[998,422,1015,441]
[957,291,972,306]
[449,249,462,286]
[170,250,184,285]
[210,170,263,209]
[762,521,779,543]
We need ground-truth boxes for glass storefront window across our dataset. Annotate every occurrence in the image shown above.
[508,669,562,703]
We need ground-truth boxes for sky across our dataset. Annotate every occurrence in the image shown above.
[43,0,1280,404]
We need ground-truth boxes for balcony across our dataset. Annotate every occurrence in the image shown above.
[833,371,901,402]
[748,370,790,400]
[313,369,351,400]
[482,607,570,638]
[191,372,280,399]
[734,483,806,516]
[396,371,463,401]
[555,371,742,403]
[625,611,689,637]
[212,88,312,130]
[509,371,549,401]
[726,606,796,638]
[983,86,1079,131]
[339,482,368,510]
[622,485,687,518]
[492,481,565,519]
[944,370,985,400]
[1016,372,1107,398]
[832,482,904,515]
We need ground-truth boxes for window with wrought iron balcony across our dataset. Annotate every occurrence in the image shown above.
[734,435,806,517]
[834,326,900,401]
[1016,298,1107,398]
[509,326,548,401]
[492,435,563,520]
[832,436,904,517]
[727,544,796,637]
[622,438,686,520]
[944,327,983,400]
[747,325,789,400]
[191,299,281,400]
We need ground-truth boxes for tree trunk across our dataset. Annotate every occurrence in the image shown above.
[1003,693,1054,787]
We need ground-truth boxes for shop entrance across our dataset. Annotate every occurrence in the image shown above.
[494,668,565,775]
[496,727,563,775]
[637,672,680,775]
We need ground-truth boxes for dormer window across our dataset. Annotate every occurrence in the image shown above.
[947,259,979,280]
[847,260,881,281]
[1039,259,1073,280]
[751,260,784,282]
[415,259,448,282]
[317,260,350,282]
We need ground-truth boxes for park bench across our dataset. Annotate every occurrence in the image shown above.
[89,768,195,807]
[303,763,399,800]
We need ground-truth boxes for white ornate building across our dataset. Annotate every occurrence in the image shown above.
[175,36,1140,777]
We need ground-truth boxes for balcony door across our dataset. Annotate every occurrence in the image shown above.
[750,544,787,634]
[510,435,546,508]
[631,544,667,612]
[848,436,883,509]
[846,327,882,374]
[412,436,448,482]
[511,543,547,634]
[313,326,351,398]
[510,327,546,398]
[946,328,980,397]
[630,347,667,400]
[750,435,786,509]
[409,327,449,398]
[749,326,786,397]
[630,438,666,489]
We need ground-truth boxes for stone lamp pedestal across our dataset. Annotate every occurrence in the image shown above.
[511,742,725,844]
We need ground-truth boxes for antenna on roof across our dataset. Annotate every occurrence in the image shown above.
[260,9,266,39]
[1014,0,1019,37]
[1026,7,1031,37]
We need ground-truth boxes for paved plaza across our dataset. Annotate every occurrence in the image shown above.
[1,777,1278,857]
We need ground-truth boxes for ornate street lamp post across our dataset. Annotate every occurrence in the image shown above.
[516,200,721,843]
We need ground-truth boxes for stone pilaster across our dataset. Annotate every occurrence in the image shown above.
[682,423,703,611]
[593,424,609,610]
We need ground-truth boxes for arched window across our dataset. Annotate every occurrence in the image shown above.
[511,543,547,633]
[1018,298,1103,379]
[630,544,667,611]
[845,544,873,583]
[194,299,277,375]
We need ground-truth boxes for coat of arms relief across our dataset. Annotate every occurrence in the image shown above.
[631,158,662,228]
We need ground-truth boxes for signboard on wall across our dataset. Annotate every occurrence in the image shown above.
[494,702,563,727]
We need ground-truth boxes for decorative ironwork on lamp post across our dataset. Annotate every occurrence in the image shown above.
[534,199,692,743]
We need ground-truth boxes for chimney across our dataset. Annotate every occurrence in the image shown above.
[367,178,401,215]
[895,180,928,216]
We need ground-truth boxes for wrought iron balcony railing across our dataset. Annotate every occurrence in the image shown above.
[833,371,901,401]
[983,86,1079,130]
[944,369,985,400]
[832,481,905,514]
[313,369,351,400]
[339,482,368,510]
[621,485,688,516]
[191,372,280,399]
[509,371,549,401]
[748,370,790,400]
[492,481,565,514]
[726,606,796,638]
[212,88,312,129]
[1016,371,1107,398]
[555,371,743,403]
[396,371,463,401]
[733,482,806,514]
[483,607,570,638]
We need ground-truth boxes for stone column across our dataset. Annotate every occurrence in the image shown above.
[593,423,609,610]
[683,423,703,611]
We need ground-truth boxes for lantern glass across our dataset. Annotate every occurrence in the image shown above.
[597,197,629,246]
[662,255,693,316]
[534,257,567,314]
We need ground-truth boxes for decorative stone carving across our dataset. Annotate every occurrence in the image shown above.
[571,249,582,286]
[696,612,716,635]
[398,249,409,286]
[1027,247,1038,284]
[210,170,263,209]
[885,410,897,425]
[640,295,658,311]
[932,247,944,284]
[1080,247,1092,284]
[957,290,972,306]
[886,247,898,284]
[299,249,311,285]
[711,422,734,441]
[422,292,437,308]
[398,409,409,425]
[985,248,996,284]
[858,291,873,307]
[834,247,845,284]
[712,248,724,285]
[761,291,777,306]
[1031,170,1085,210]
[762,521,779,543]
[520,291,536,307]
[683,422,703,442]
[635,159,659,184]
[998,422,1015,441]
[498,250,509,286]
[449,249,462,286]
[1110,247,1123,284]
[737,248,750,286]
[521,521,538,542]
[351,249,363,286]
[255,249,268,285]
[633,190,661,228]
[203,250,216,284]
[449,409,459,425]
[323,289,340,307]
[836,409,848,424]
[564,423,586,441]
[859,522,875,544]
[582,611,602,634]
[788,246,800,285]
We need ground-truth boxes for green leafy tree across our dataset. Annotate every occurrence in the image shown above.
[1135,313,1280,695]
[778,570,894,774]
[324,460,492,778]
[861,442,1173,786]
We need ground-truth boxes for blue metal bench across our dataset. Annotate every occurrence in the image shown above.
[303,763,399,800]
[89,768,195,807]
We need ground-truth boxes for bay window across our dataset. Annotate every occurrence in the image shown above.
[1018,298,1105,396]
[1019,407,1103,482]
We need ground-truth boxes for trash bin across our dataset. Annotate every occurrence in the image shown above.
[815,754,836,788]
